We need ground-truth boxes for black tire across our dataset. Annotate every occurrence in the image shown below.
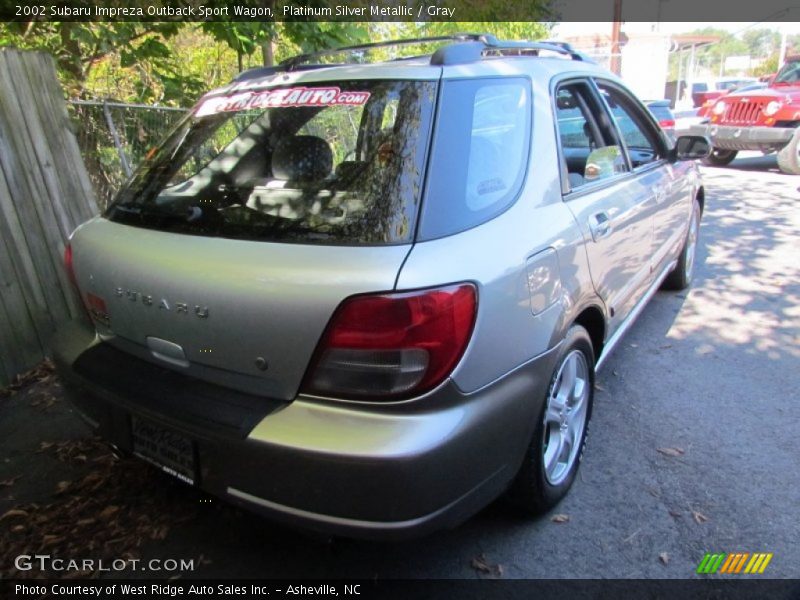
[505,325,594,515]
[662,197,701,291]
[702,148,738,167]
[776,129,800,175]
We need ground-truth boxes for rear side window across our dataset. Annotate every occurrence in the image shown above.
[597,83,666,167]
[419,78,531,240]
[107,80,436,245]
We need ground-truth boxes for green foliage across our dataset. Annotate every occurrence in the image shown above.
[667,27,791,81]
[753,54,779,78]
[0,19,552,107]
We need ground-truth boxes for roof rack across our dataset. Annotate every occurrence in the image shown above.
[279,33,490,70]
[233,34,592,82]
[431,37,593,65]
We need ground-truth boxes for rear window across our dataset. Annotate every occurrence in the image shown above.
[107,80,436,245]
[419,77,531,240]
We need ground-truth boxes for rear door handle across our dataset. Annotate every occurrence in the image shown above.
[589,212,612,241]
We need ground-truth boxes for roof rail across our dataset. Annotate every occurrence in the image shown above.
[431,37,594,65]
[280,33,489,70]
[233,34,593,82]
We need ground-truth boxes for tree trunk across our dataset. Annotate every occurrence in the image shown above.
[261,40,275,66]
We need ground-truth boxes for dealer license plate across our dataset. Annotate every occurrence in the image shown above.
[131,417,196,485]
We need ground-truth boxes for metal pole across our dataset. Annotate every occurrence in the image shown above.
[778,27,788,69]
[675,47,683,108]
[687,43,696,108]
[610,0,623,76]
[102,100,132,178]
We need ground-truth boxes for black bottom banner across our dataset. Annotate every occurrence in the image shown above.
[2,579,800,600]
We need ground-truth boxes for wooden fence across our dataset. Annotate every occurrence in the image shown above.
[0,49,99,387]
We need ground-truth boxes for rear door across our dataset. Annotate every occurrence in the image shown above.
[554,78,653,334]
[595,80,690,277]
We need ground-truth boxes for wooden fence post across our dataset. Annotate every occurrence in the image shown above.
[0,49,99,387]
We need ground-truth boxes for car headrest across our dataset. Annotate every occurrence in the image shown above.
[271,136,333,183]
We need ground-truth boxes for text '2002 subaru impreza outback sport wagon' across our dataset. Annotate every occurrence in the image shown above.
[54,35,710,539]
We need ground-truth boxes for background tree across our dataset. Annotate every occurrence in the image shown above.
[0,20,552,106]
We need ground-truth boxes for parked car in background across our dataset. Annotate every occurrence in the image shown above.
[53,35,710,539]
[690,56,800,174]
[645,99,677,141]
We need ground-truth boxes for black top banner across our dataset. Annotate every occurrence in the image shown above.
[1,0,800,22]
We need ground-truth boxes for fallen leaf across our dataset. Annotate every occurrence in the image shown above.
[659,552,670,565]
[1,508,28,520]
[692,510,709,524]
[551,514,570,524]
[657,447,685,457]
[622,528,641,543]
[12,524,25,533]
[55,481,71,494]
[99,505,120,520]
[470,553,503,578]
[42,534,65,547]
[38,441,55,452]
[0,476,21,487]
[659,344,673,350]
[594,383,606,392]
[668,510,683,519]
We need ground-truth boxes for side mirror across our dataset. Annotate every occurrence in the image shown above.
[670,135,711,161]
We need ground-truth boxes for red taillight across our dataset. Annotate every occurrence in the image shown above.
[64,243,78,289]
[302,284,477,400]
[64,242,100,324]
[659,119,676,128]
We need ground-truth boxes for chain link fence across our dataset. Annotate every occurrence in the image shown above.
[69,100,189,209]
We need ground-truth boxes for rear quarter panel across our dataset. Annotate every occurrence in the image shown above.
[397,71,600,393]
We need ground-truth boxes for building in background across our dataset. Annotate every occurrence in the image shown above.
[554,23,720,108]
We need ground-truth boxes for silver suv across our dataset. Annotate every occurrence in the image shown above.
[54,35,709,539]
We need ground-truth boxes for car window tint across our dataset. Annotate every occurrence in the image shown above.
[107,80,436,245]
[555,82,627,191]
[419,78,531,240]
[597,83,664,168]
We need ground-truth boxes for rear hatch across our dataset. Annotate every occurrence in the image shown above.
[70,78,437,400]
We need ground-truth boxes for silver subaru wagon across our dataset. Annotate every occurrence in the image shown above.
[53,35,709,539]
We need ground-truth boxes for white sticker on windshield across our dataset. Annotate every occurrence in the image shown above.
[196,87,371,116]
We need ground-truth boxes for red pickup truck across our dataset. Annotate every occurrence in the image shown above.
[690,56,800,174]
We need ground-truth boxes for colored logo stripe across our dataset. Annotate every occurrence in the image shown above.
[744,553,773,574]
[697,553,726,574]
[697,553,773,574]
[719,553,749,573]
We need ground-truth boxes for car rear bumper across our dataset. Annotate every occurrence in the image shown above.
[51,320,558,540]
[688,123,795,151]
